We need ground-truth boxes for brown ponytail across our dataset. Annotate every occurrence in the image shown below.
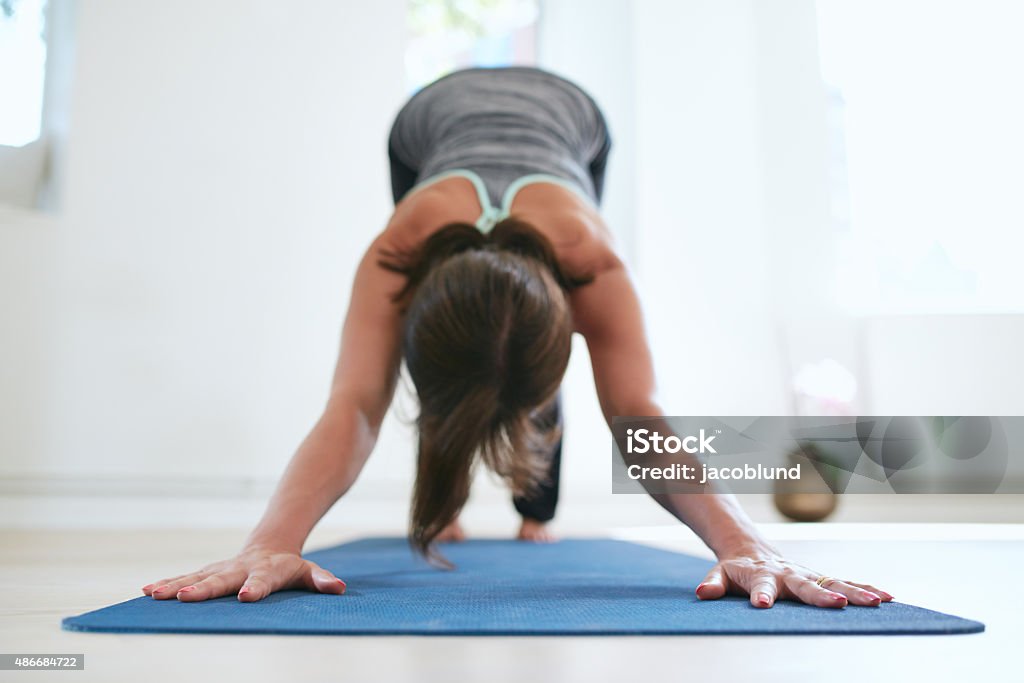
[379,218,590,564]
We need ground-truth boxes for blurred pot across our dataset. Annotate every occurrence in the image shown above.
[773,447,839,522]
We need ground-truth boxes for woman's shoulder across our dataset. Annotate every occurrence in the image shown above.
[386,178,482,243]
[506,184,620,274]
[382,178,622,282]
[539,207,624,285]
[559,230,624,290]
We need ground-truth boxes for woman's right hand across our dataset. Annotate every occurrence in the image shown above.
[141,546,347,602]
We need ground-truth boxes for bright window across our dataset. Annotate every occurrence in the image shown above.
[0,0,47,147]
[817,0,1024,314]
[405,0,539,93]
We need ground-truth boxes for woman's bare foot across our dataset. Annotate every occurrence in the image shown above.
[517,518,556,543]
[435,517,466,543]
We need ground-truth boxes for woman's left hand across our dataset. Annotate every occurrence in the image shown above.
[695,551,893,609]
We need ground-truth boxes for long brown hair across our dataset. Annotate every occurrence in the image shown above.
[379,217,591,564]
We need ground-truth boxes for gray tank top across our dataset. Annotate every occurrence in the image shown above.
[388,67,607,231]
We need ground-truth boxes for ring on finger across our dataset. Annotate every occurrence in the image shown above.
[815,575,835,588]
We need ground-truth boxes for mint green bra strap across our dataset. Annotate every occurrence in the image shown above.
[407,170,598,234]
[407,169,502,233]
[501,173,599,216]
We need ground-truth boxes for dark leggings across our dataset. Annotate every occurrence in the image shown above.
[513,392,564,523]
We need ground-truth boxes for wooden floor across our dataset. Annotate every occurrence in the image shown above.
[0,521,1019,683]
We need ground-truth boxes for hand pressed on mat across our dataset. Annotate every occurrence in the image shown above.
[695,549,893,609]
[141,546,347,603]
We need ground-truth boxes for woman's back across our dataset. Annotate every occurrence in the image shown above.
[388,66,611,210]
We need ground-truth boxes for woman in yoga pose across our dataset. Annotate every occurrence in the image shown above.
[143,67,891,608]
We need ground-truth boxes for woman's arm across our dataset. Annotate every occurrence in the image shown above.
[143,230,408,602]
[570,260,769,557]
[571,258,893,609]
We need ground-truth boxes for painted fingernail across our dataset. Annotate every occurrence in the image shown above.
[177,586,196,593]
[757,594,770,607]
[239,586,251,595]
[153,584,170,594]
[830,593,845,601]
[336,579,347,593]
[141,584,154,593]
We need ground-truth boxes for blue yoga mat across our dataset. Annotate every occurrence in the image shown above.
[63,537,983,636]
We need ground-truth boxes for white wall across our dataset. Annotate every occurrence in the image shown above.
[864,315,1024,416]
[1,0,412,490]
[631,0,790,414]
